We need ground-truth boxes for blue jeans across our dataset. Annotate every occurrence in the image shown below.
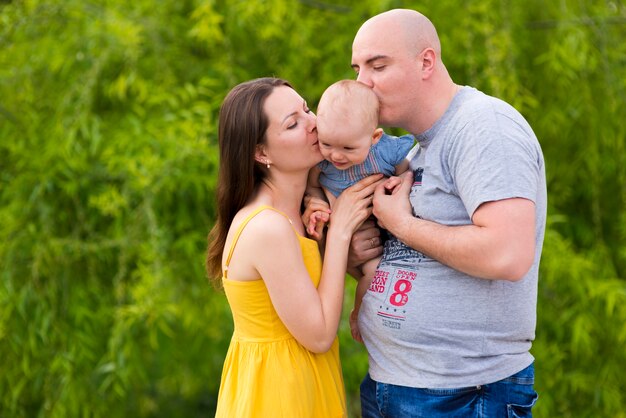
[360,363,538,418]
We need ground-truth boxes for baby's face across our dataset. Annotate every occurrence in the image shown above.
[317,121,373,170]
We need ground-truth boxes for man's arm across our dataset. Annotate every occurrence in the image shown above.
[373,172,536,281]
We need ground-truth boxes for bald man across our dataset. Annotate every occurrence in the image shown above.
[349,9,546,417]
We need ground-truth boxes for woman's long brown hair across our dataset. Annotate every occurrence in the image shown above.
[206,78,292,286]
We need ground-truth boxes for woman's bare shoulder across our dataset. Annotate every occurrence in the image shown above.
[231,206,295,243]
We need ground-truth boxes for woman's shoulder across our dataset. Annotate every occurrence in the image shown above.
[223,206,301,281]
[232,205,296,241]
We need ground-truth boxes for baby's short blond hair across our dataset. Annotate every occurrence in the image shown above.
[317,80,379,132]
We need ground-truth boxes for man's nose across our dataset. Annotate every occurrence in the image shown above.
[356,71,372,87]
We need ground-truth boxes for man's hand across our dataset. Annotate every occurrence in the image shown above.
[373,171,413,232]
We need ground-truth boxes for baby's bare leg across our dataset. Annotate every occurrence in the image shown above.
[350,256,381,343]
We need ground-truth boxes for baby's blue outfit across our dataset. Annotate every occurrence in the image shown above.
[318,133,416,197]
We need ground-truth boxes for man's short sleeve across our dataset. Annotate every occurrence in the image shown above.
[448,114,543,217]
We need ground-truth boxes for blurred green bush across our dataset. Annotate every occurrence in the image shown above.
[1,0,625,417]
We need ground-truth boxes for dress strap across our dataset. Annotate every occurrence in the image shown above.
[223,205,294,278]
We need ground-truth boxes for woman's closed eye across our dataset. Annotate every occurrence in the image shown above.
[287,108,313,129]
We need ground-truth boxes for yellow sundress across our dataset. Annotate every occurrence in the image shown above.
[214,205,347,418]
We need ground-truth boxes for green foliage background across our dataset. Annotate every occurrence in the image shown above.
[1,0,625,416]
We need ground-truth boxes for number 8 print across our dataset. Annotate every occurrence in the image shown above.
[389,279,412,306]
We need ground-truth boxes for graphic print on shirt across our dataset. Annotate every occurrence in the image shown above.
[413,167,424,186]
[368,165,428,331]
[369,236,426,330]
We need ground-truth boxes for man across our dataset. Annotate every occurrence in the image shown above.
[350,9,546,417]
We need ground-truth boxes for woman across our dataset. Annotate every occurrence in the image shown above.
[206,78,382,417]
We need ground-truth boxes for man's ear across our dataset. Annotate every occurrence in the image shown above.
[371,128,384,145]
[421,48,436,78]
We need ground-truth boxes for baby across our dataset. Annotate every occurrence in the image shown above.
[306,79,416,342]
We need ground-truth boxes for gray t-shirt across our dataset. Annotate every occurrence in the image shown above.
[358,86,547,388]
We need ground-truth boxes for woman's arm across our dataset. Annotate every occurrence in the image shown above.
[253,174,383,353]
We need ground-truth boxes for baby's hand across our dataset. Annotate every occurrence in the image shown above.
[307,210,330,241]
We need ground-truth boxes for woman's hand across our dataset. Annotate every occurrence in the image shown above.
[328,174,384,240]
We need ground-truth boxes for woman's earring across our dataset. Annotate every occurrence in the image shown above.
[266,160,271,169]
